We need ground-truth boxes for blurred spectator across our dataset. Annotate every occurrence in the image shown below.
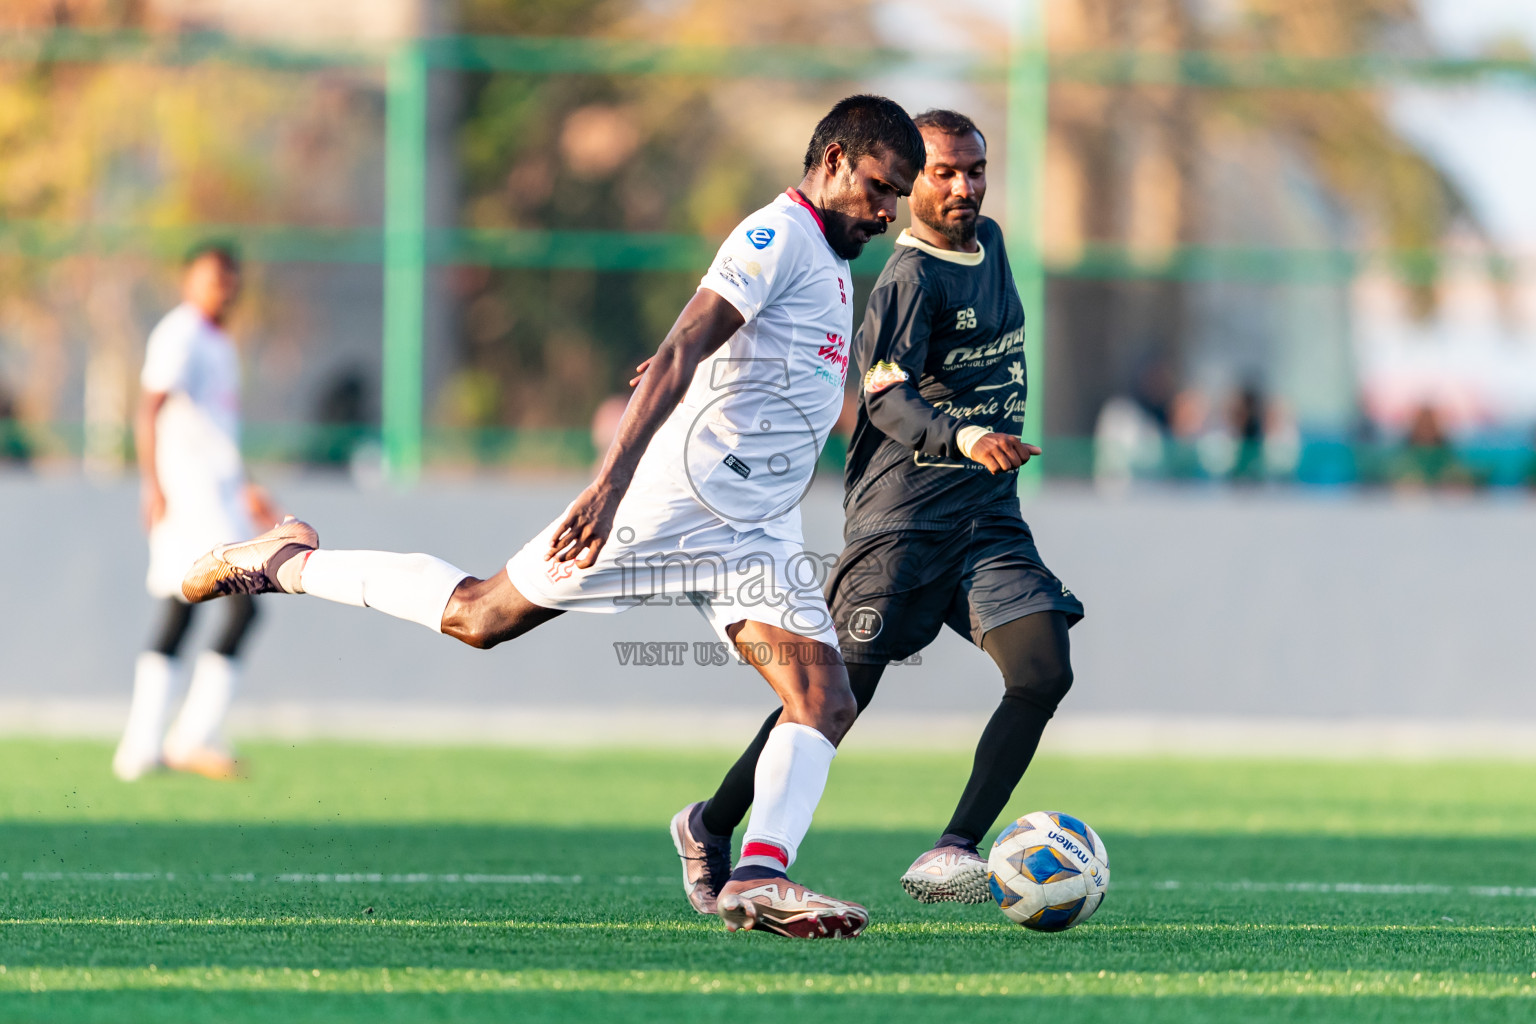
[1227,384,1266,483]
[0,381,30,466]
[308,369,372,470]
[1132,359,1177,432]
[1390,404,1473,491]
[1093,395,1164,495]
[1262,400,1301,479]
[1164,388,1210,479]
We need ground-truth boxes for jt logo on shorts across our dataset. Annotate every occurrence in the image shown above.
[848,606,883,642]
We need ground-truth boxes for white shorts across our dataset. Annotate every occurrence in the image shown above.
[146,480,253,600]
[505,483,839,650]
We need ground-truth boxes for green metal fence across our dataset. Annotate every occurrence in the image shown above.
[4,21,1535,485]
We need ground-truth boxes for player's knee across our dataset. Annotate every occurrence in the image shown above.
[829,685,858,726]
[814,681,858,740]
[452,612,505,650]
[441,582,506,650]
[780,678,856,741]
[1005,662,1074,712]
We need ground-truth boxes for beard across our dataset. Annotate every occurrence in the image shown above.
[936,209,978,248]
[913,192,980,248]
[825,215,886,261]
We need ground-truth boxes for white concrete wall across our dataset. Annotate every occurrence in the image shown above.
[4,472,1534,749]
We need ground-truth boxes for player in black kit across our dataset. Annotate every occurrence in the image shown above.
[670,109,1085,910]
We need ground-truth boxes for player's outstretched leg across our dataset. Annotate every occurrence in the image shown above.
[713,622,868,939]
[182,517,560,645]
[671,662,883,914]
[901,611,1074,904]
[182,516,319,601]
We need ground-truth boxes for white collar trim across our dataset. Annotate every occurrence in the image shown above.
[896,229,985,265]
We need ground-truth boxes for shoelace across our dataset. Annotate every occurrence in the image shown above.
[701,835,732,890]
[216,567,271,595]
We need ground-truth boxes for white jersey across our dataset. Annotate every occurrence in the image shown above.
[636,190,854,531]
[141,303,252,598]
[505,190,853,646]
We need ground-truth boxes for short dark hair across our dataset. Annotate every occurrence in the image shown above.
[184,239,241,272]
[802,94,925,176]
[912,108,986,149]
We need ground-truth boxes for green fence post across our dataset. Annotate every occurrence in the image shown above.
[1008,0,1048,495]
[383,41,428,484]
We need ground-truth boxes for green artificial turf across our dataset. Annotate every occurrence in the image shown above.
[2,739,1535,1022]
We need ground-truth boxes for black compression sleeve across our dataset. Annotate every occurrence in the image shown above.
[940,611,1074,848]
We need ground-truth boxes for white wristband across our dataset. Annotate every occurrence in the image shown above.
[956,424,991,459]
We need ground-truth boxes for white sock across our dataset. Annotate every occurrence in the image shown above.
[163,651,238,761]
[299,550,469,633]
[114,652,180,780]
[737,722,837,872]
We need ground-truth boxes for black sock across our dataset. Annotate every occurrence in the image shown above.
[689,800,729,844]
[939,693,1053,846]
[940,612,1074,847]
[700,662,885,838]
[727,864,785,883]
[936,832,979,853]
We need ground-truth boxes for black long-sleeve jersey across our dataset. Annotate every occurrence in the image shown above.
[843,215,1028,541]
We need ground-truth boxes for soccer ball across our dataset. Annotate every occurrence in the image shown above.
[987,810,1109,931]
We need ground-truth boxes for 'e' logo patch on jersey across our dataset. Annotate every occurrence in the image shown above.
[745,226,776,249]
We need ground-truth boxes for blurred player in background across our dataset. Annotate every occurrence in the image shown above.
[113,243,279,782]
[672,110,1084,910]
[178,96,924,939]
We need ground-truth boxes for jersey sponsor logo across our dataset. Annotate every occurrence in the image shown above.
[722,453,752,479]
[847,606,883,642]
[715,255,750,289]
[838,276,847,305]
[545,559,579,583]
[818,332,848,384]
[942,325,1024,368]
[863,360,909,395]
[745,226,776,249]
[955,307,978,330]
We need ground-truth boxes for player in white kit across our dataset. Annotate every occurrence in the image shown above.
[179,96,925,938]
[114,243,280,781]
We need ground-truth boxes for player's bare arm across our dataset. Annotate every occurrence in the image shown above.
[548,290,745,568]
[243,482,281,528]
[135,389,170,530]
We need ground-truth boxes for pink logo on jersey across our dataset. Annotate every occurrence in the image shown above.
[863,360,910,395]
[818,332,849,384]
[546,560,578,583]
[838,276,847,305]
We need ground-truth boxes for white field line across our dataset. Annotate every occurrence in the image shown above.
[6,872,1536,899]
[10,700,1536,757]
[1130,879,1536,898]
[0,871,677,885]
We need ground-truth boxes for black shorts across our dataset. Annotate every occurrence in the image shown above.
[829,514,1084,664]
